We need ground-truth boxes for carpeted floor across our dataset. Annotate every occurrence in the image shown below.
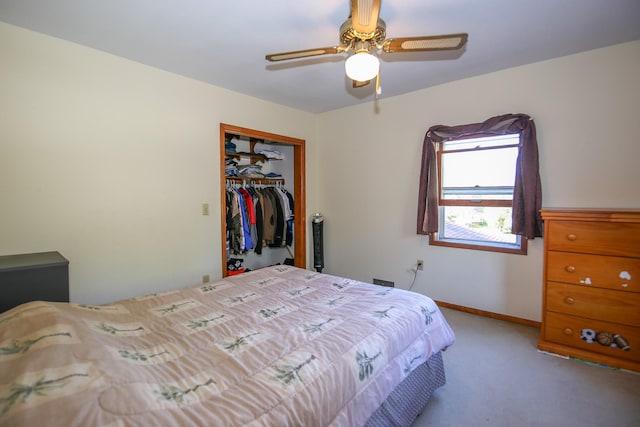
[412,307,640,427]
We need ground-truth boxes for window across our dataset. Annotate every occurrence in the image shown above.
[416,114,543,255]
[432,134,526,254]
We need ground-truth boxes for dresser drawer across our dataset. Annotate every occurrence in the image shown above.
[546,221,640,257]
[547,251,640,293]
[546,281,640,326]
[544,312,640,364]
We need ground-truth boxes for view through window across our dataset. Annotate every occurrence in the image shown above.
[431,133,526,254]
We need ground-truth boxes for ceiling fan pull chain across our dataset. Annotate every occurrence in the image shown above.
[375,71,381,99]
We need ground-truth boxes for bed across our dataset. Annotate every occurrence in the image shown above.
[0,265,455,426]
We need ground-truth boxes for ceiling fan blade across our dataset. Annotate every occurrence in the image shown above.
[352,79,371,88]
[266,46,343,62]
[350,0,381,35]
[382,33,468,53]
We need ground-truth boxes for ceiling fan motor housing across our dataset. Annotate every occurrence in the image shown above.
[340,18,386,48]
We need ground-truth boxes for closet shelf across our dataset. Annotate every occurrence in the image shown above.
[225,176,285,185]
[225,152,282,163]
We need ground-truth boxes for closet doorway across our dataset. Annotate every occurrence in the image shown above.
[220,123,306,276]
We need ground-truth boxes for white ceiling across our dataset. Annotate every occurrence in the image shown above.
[1,0,639,113]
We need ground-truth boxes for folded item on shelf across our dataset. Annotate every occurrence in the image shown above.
[256,149,285,160]
[225,140,237,153]
[237,164,263,174]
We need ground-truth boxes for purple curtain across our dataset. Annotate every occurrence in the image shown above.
[416,113,543,239]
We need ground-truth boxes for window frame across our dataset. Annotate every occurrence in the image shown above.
[428,135,527,255]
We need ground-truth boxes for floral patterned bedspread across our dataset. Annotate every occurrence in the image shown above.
[0,266,455,427]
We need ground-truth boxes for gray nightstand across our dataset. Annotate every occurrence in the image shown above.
[0,251,69,312]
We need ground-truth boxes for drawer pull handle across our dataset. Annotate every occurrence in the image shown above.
[565,265,576,273]
[565,297,575,305]
[566,234,577,241]
[563,328,573,335]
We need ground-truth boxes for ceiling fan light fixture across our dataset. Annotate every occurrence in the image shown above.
[345,51,379,82]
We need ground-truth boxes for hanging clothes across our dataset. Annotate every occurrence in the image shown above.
[257,188,275,245]
[237,186,257,248]
[226,188,244,254]
[265,186,285,248]
[280,187,295,247]
[226,182,293,255]
[247,186,264,255]
[236,188,253,251]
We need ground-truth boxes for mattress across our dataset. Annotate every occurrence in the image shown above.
[0,265,455,426]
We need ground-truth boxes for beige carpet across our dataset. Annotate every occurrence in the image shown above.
[412,307,640,427]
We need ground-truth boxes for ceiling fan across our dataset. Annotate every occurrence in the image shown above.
[265,0,468,93]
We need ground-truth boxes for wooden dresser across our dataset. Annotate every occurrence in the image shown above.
[538,209,640,372]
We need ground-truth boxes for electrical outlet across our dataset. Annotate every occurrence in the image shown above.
[202,274,210,283]
[202,203,210,216]
[417,259,424,271]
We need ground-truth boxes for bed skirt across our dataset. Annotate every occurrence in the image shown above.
[364,351,446,427]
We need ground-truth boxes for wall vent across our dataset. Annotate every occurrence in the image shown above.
[372,278,395,287]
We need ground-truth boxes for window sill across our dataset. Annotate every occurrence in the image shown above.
[429,234,528,255]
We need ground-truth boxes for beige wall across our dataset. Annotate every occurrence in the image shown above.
[316,40,640,321]
[2,20,639,322]
[0,22,319,304]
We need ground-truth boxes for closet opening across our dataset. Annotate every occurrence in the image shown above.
[220,123,306,277]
